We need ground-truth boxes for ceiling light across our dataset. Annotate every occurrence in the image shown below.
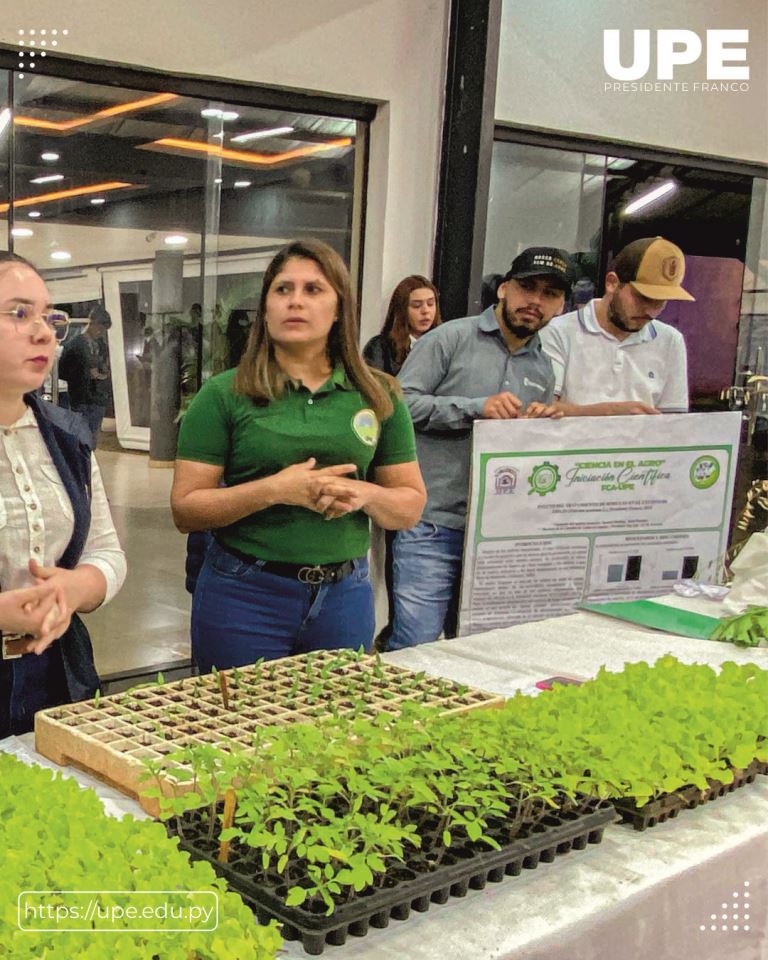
[90,197,106,205]
[231,125,294,144]
[143,137,353,168]
[164,235,188,246]
[622,181,677,216]
[14,93,178,133]
[10,227,33,238]
[28,211,42,218]
[201,108,239,122]
[0,108,11,135]
[214,177,223,184]
[234,180,252,188]
[50,250,72,261]
[31,173,64,184]
[0,181,133,214]
[40,151,60,161]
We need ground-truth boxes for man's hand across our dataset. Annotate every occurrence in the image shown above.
[521,401,563,419]
[606,401,661,416]
[482,392,522,419]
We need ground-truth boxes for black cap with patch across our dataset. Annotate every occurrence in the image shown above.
[503,247,575,293]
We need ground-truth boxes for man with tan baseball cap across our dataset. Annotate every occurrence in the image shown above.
[540,236,694,416]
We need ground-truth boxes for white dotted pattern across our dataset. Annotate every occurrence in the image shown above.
[16,28,69,78]
[700,882,753,934]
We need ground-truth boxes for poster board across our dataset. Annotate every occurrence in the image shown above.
[458,412,741,637]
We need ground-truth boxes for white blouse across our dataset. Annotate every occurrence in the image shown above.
[0,407,126,602]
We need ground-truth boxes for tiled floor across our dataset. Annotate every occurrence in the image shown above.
[89,447,191,676]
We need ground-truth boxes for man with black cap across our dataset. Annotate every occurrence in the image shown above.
[388,247,573,650]
[541,237,694,416]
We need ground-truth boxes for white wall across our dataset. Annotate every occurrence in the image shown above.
[3,0,450,342]
[496,0,767,164]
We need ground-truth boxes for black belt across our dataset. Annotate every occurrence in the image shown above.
[215,540,356,585]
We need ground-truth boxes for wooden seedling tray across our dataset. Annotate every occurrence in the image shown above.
[35,649,503,816]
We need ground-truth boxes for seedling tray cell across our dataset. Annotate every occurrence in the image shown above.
[171,800,616,955]
[35,649,503,816]
[613,758,768,830]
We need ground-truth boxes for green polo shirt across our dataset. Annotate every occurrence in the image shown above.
[176,366,417,563]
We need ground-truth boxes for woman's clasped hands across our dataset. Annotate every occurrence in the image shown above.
[0,576,69,657]
[275,457,372,521]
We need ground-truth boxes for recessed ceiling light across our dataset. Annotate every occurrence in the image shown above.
[213,177,223,184]
[10,227,33,238]
[28,211,42,218]
[164,235,188,246]
[40,151,60,162]
[234,180,252,188]
[231,125,294,144]
[221,111,239,122]
[50,250,72,261]
[31,173,64,184]
[90,197,106,205]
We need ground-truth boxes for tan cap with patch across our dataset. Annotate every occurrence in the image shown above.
[612,236,695,302]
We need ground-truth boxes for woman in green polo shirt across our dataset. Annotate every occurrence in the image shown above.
[171,239,426,671]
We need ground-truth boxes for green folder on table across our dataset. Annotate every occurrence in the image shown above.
[580,599,720,640]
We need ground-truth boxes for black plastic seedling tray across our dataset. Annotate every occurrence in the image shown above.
[172,800,616,955]
[612,758,768,831]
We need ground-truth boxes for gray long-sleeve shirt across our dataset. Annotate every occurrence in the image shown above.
[398,306,555,529]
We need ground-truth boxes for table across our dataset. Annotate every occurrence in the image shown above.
[5,600,768,960]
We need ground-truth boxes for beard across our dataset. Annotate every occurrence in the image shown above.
[500,300,544,340]
[607,300,650,334]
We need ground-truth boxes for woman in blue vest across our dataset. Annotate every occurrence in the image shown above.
[0,253,126,735]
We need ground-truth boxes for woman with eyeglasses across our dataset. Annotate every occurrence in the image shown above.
[172,239,426,671]
[0,253,126,736]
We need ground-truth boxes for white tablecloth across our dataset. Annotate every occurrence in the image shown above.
[4,599,767,960]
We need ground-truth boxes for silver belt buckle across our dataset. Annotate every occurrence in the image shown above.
[2,634,25,660]
[298,565,326,584]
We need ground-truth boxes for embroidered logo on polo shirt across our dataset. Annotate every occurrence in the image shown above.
[648,371,655,379]
[523,377,546,393]
[352,408,379,446]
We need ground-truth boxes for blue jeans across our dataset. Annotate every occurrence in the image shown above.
[191,541,375,671]
[71,403,105,450]
[389,521,465,650]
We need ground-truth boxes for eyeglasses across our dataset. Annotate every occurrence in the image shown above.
[0,304,70,341]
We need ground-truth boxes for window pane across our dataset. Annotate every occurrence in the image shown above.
[8,73,362,446]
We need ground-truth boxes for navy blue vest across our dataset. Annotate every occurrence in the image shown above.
[1,396,100,726]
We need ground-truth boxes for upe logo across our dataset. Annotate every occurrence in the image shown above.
[603,29,749,81]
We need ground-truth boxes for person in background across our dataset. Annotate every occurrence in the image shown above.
[172,239,425,671]
[390,247,573,650]
[363,276,442,376]
[59,305,112,449]
[0,253,126,735]
[541,237,694,416]
[363,275,442,650]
